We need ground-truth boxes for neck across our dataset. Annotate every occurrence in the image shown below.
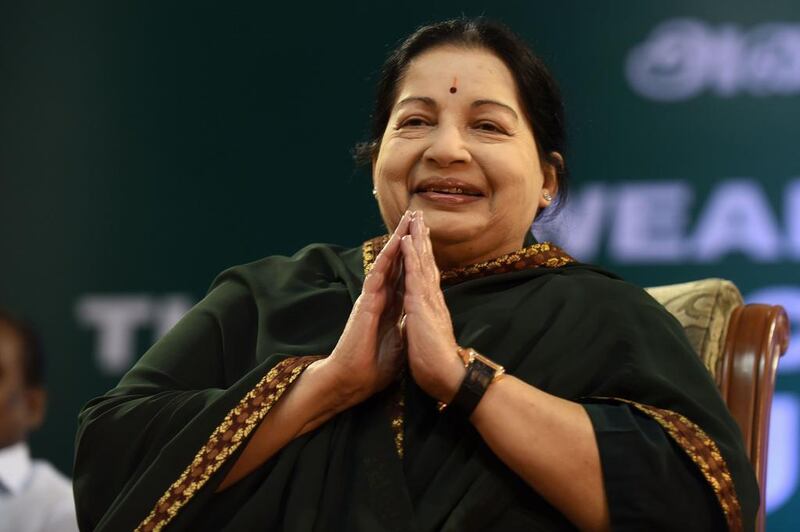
[431,235,527,270]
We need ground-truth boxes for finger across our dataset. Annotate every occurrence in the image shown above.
[396,209,413,237]
[388,215,410,276]
[413,211,438,286]
[381,243,406,320]
[375,211,411,270]
[401,234,424,295]
[386,252,402,294]
[401,232,422,274]
[381,229,408,319]
[411,210,427,258]
[391,257,405,298]
[412,215,448,317]
[385,229,408,304]
[366,211,411,293]
[421,216,441,285]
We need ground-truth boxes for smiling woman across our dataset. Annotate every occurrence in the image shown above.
[357,23,568,269]
[373,47,548,269]
[74,18,757,532]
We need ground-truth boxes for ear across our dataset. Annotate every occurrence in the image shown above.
[24,387,46,431]
[538,151,563,208]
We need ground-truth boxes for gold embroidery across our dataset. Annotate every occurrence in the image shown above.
[388,372,406,459]
[136,356,322,532]
[602,397,743,532]
[362,235,385,275]
[362,235,574,459]
[362,235,574,285]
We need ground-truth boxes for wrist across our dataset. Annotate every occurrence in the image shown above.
[438,351,468,403]
[305,358,365,414]
[437,347,505,418]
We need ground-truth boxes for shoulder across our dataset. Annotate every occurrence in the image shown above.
[535,262,687,339]
[32,463,79,531]
[3,461,78,532]
[209,242,362,294]
[29,460,73,496]
[547,263,664,310]
[180,242,362,329]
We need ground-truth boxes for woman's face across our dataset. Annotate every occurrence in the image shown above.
[372,45,557,267]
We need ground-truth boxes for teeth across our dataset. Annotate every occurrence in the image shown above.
[430,187,464,193]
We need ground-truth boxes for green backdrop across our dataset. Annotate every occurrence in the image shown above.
[2,1,799,529]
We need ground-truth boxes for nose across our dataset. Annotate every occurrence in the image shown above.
[423,122,472,167]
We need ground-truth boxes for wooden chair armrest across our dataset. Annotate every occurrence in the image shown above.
[718,303,790,532]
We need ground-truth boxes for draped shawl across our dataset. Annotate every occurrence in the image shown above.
[74,237,758,531]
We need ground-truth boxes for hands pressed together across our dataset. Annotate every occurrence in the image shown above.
[325,210,466,408]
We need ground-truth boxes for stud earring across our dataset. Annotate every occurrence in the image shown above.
[372,188,378,197]
[543,191,553,202]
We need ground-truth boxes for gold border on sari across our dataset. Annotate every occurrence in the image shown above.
[363,235,575,284]
[600,397,743,532]
[135,355,322,532]
[388,371,406,459]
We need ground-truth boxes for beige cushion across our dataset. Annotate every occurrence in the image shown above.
[646,279,743,381]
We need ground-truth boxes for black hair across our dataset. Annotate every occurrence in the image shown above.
[0,310,45,388]
[353,17,569,214]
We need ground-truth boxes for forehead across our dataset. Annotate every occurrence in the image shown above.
[397,46,520,104]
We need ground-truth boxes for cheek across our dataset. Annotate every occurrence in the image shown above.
[373,141,421,223]
[484,157,539,199]
[377,140,418,179]
[484,163,541,220]
[375,141,421,198]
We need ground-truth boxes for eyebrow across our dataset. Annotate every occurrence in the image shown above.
[395,96,437,109]
[472,99,519,121]
[395,96,519,121]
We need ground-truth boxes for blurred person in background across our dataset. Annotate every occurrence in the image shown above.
[0,310,78,532]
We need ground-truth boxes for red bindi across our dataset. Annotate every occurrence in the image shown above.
[450,77,458,94]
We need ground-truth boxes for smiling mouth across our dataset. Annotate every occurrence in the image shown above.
[413,179,485,205]
[413,177,485,198]
[417,186,483,196]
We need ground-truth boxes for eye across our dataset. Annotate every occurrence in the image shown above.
[398,117,431,128]
[475,121,505,134]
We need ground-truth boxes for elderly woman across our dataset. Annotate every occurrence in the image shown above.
[74,18,757,532]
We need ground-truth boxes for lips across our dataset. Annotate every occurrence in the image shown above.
[413,177,486,206]
[414,177,485,197]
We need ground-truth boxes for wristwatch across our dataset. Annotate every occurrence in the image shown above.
[438,347,505,417]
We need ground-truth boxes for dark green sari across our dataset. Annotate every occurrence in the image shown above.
[74,236,757,531]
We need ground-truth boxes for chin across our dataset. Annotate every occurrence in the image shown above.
[426,215,484,244]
